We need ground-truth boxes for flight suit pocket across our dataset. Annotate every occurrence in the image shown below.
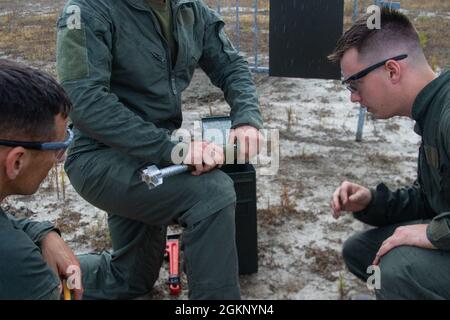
[209,11,236,60]
[56,18,89,82]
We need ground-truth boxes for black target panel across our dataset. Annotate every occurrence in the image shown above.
[269,0,344,80]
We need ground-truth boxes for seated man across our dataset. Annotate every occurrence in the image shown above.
[56,0,263,299]
[329,8,450,299]
[0,59,82,299]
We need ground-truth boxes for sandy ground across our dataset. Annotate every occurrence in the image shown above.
[3,67,422,300]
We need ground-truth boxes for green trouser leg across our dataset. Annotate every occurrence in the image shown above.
[343,219,450,299]
[42,287,62,300]
[65,148,240,300]
[77,217,167,300]
[183,203,240,299]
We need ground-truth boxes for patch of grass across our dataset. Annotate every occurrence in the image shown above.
[385,121,401,132]
[414,15,450,69]
[344,171,360,182]
[304,244,344,282]
[327,222,351,233]
[313,107,333,119]
[286,106,297,131]
[319,97,330,105]
[287,148,322,163]
[338,273,349,300]
[259,186,318,228]
[55,209,88,234]
[72,217,112,252]
[0,10,58,71]
[367,152,401,166]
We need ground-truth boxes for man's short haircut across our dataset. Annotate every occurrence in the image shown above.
[0,59,72,139]
[328,7,424,63]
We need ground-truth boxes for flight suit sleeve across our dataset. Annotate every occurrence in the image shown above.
[198,4,263,130]
[0,216,60,299]
[427,106,450,250]
[7,214,60,248]
[352,182,436,227]
[56,4,178,166]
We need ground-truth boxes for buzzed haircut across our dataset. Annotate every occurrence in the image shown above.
[0,59,72,139]
[329,7,425,63]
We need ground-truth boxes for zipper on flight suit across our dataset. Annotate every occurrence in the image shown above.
[133,1,185,116]
[148,3,182,106]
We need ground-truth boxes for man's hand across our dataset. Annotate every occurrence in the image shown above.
[229,125,264,163]
[41,231,83,300]
[330,181,372,219]
[183,141,224,176]
[373,224,436,265]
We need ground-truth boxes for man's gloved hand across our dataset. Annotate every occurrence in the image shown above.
[41,231,84,300]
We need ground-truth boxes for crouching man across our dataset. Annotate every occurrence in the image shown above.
[329,8,450,299]
[0,59,82,299]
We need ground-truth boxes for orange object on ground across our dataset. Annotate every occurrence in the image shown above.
[166,237,181,296]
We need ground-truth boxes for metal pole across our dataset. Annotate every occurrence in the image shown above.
[253,0,259,69]
[235,0,241,52]
[356,107,367,142]
[353,0,358,21]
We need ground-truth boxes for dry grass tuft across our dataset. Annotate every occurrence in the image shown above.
[72,218,112,252]
[304,244,344,282]
[0,10,58,71]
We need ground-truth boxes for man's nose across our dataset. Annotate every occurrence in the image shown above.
[350,91,361,103]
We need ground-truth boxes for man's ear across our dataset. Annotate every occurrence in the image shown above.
[5,147,27,180]
[385,60,402,84]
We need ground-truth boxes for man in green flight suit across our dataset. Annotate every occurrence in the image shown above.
[0,59,83,300]
[56,0,263,299]
[329,8,450,299]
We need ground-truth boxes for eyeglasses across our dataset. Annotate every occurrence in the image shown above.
[0,128,74,161]
[342,54,408,93]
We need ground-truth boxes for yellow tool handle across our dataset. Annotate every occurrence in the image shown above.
[63,280,71,300]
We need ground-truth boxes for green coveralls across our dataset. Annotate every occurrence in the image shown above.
[0,208,61,299]
[343,70,450,299]
[56,0,263,299]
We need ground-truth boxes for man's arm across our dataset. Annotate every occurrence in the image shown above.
[331,181,436,227]
[426,107,450,250]
[353,182,436,226]
[198,5,263,130]
[7,215,83,299]
[7,213,60,247]
[56,4,177,166]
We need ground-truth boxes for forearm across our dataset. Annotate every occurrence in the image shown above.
[353,182,436,226]
[7,214,60,247]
